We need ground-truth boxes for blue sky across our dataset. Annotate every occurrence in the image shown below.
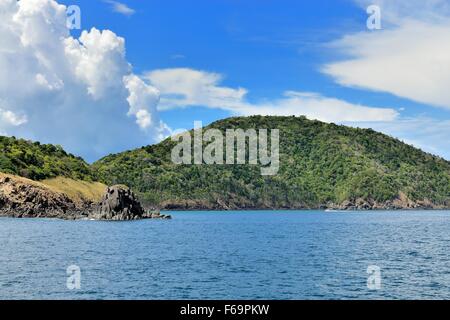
[1,0,450,161]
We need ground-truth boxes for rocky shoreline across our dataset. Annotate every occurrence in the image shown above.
[325,194,443,211]
[157,193,446,211]
[0,174,446,219]
[0,175,171,220]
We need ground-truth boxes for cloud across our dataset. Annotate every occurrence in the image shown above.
[146,68,248,110]
[239,91,399,122]
[323,0,450,110]
[0,108,27,128]
[3,0,441,162]
[0,0,167,161]
[124,74,169,139]
[104,0,135,17]
[145,68,399,122]
[64,28,131,99]
[354,0,450,23]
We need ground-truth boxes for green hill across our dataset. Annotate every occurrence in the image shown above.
[92,116,450,210]
[0,136,95,181]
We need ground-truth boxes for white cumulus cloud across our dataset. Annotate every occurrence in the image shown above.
[0,0,168,161]
[64,28,131,99]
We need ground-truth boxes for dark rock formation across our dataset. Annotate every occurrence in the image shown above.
[89,185,171,220]
[90,185,144,220]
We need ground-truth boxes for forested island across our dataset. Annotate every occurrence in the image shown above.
[1,116,449,218]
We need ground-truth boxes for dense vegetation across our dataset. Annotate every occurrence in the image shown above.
[0,136,95,181]
[92,116,450,209]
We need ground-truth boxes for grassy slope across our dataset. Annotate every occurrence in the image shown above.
[41,177,106,203]
[0,173,106,205]
[93,116,450,209]
[0,172,51,190]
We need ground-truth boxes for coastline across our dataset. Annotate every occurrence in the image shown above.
[1,172,448,221]
[161,207,450,212]
[2,208,450,223]
[156,201,449,212]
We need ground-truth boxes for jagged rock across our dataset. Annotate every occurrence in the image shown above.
[89,185,171,220]
[90,185,144,220]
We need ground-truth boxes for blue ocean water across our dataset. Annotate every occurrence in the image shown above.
[1,210,450,300]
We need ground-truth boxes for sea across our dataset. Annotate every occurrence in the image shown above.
[1,210,450,300]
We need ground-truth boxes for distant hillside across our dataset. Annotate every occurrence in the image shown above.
[92,116,450,210]
[0,136,95,181]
